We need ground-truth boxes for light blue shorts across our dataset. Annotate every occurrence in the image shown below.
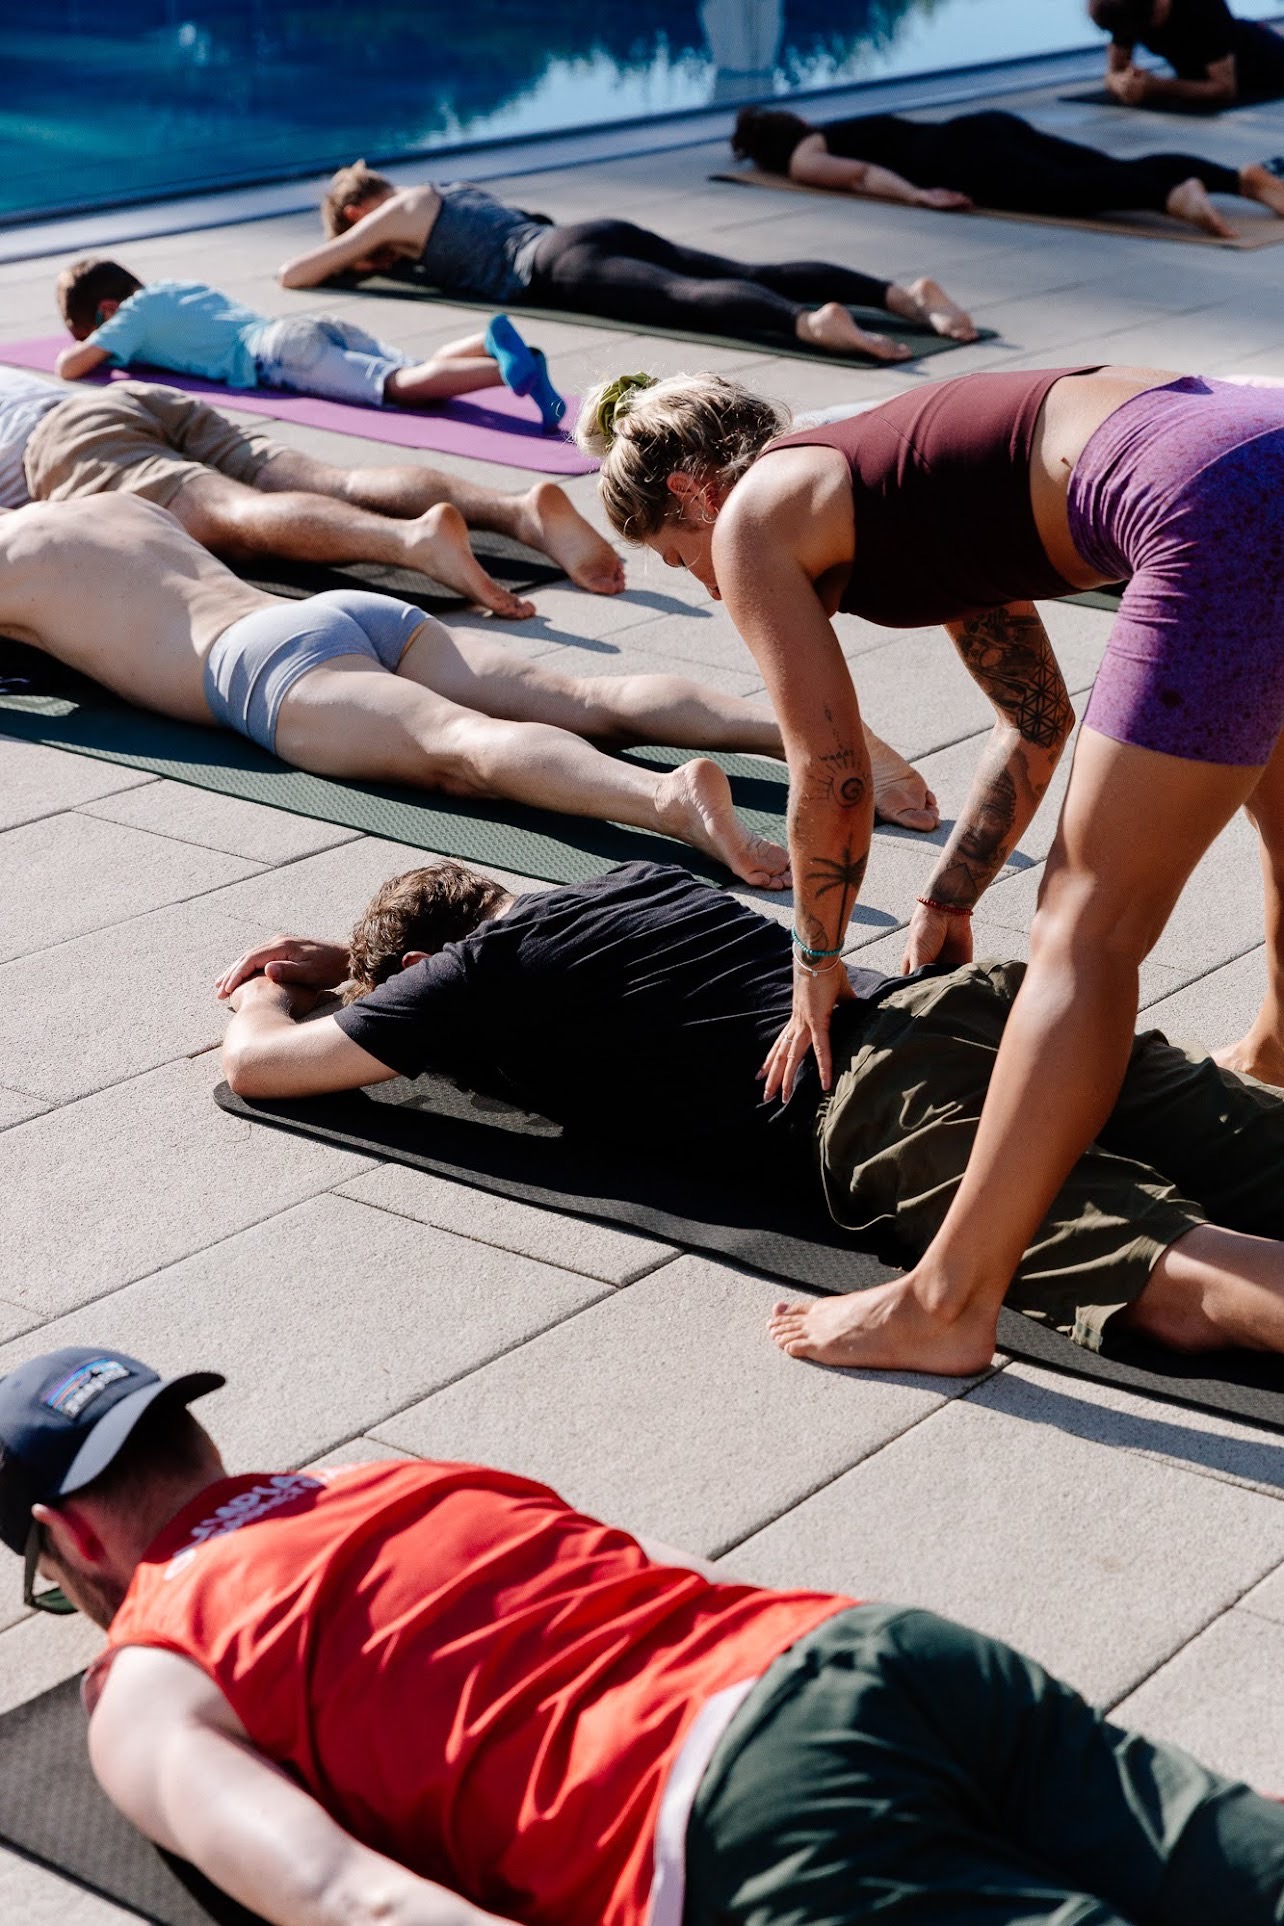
[246,314,414,406]
[203,590,428,752]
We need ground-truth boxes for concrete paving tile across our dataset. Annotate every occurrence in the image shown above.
[725,1370,1284,1705]
[0,1193,607,1473]
[0,1846,139,1924]
[338,1165,677,1284]
[0,814,262,965]
[308,1435,414,1470]
[0,739,154,832]
[984,806,1264,972]
[1111,1609,1284,1791]
[0,1053,374,1321]
[81,781,361,864]
[207,835,550,941]
[1240,1557,1284,1625]
[0,897,281,1102]
[0,1607,103,1717]
[0,1087,51,1129]
[1139,947,1268,1049]
[374,1255,978,1557]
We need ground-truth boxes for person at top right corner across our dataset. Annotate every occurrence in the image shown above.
[1089,0,1284,109]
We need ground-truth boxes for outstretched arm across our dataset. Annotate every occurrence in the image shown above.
[91,1646,517,1926]
[903,603,1073,971]
[789,137,971,211]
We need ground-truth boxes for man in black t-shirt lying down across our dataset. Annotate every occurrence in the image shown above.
[217,858,1284,1377]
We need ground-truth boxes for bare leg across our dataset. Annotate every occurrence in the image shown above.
[1240,162,1284,218]
[272,656,791,887]
[1215,733,1284,1083]
[254,449,624,596]
[1116,1224,1284,1353]
[1165,177,1238,238]
[768,1222,1284,1368]
[170,471,536,618]
[886,277,978,342]
[383,356,504,404]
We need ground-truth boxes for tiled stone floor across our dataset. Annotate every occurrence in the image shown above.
[4,62,1284,1910]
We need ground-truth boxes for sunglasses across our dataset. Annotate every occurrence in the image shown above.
[23,1521,76,1616]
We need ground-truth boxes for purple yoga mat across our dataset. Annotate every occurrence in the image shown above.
[0,336,597,476]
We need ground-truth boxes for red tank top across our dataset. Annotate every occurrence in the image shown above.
[768,367,1097,627]
[92,1463,847,1926]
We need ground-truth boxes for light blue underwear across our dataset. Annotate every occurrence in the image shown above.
[203,589,427,752]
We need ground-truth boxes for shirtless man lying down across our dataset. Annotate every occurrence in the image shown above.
[0,494,796,883]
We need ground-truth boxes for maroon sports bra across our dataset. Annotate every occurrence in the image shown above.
[766,367,1097,628]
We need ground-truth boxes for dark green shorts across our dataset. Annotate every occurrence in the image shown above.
[816,960,1284,1349]
[684,1606,1284,1925]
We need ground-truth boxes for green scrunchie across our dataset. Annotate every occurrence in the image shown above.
[594,371,654,447]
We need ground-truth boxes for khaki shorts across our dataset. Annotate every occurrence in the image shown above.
[817,959,1284,1349]
[23,380,285,509]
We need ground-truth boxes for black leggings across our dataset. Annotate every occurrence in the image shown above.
[526,220,892,340]
[933,109,1241,214]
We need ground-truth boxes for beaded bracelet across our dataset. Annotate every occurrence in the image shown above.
[790,926,843,960]
[794,952,846,979]
[916,895,973,918]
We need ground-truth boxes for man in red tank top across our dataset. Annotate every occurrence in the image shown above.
[3,1345,1282,1926]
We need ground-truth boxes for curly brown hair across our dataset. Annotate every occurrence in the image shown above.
[344,862,510,1001]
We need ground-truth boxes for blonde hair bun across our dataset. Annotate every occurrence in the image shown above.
[578,371,790,541]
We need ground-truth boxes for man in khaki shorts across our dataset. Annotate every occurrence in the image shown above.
[4,359,620,618]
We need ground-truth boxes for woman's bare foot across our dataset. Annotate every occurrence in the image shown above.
[517,480,625,595]
[1240,162,1284,219]
[767,1281,996,1376]
[798,302,911,362]
[1213,1030,1284,1087]
[655,757,791,888]
[405,502,535,619]
[864,727,939,832]
[890,277,977,343]
[1166,177,1238,238]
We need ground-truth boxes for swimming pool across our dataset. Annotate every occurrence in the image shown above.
[4,1,1276,225]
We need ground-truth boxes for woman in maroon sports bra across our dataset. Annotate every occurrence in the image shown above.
[578,363,1284,1376]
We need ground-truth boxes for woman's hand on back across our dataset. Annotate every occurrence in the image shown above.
[762,961,856,1103]
[901,903,974,974]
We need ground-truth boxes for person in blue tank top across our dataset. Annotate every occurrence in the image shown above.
[276,161,980,366]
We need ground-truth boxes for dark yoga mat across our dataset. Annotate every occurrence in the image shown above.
[1058,85,1282,113]
[0,1676,264,1924]
[215,1073,1284,1435]
[0,663,789,888]
[345,265,1000,366]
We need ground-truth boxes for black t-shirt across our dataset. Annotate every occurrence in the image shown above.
[1117,0,1284,89]
[335,862,889,1160]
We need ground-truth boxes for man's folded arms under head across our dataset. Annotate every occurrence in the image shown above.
[4,1342,1283,1926]
[218,856,1284,1377]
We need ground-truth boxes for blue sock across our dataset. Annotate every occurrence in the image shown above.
[485,315,566,432]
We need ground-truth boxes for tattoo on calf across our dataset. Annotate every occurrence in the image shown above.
[953,608,1074,751]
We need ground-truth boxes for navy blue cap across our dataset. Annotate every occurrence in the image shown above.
[0,1348,224,1556]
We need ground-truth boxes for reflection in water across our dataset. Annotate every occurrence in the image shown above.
[5,2,1095,224]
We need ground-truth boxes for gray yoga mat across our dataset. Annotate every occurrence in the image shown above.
[347,266,1000,366]
[215,1074,1284,1435]
[0,1676,263,1924]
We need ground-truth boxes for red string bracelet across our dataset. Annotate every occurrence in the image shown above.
[916,895,973,917]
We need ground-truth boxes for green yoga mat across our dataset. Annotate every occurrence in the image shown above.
[347,267,1000,367]
[0,677,788,888]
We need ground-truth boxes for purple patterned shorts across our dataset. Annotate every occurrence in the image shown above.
[1068,375,1284,766]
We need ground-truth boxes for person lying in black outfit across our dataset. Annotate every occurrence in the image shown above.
[731,102,1284,239]
[217,857,1284,1377]
[1089,0,1284,107]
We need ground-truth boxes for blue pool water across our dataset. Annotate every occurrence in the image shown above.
[3,2,1276,225]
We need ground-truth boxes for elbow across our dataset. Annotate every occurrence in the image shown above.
[54,350,79,380]
[277,263,305,289]
[221,1038,267,1100]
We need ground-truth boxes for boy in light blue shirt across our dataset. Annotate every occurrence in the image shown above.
[52,257,565,426]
